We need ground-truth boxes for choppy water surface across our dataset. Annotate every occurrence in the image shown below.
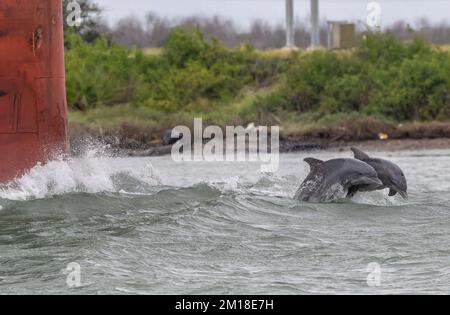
[1,149,449,295]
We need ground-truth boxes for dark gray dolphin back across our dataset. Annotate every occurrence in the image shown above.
[296,158,341,201]
[295,158,380,202]
[351,148,408,198]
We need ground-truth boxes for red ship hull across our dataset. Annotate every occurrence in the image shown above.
[0,0,68,183]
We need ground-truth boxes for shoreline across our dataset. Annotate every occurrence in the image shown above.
[119,137,450,157]
[281,138,450,153]
[69,118,450,157]
[331,138,450,152]
[69,119,450,157]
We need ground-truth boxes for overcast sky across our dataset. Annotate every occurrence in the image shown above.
[93,0,450,28]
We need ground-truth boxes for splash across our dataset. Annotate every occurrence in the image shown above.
[0,149,161,201]
[293,174,405,205]
[207,176,241,193]
[294,174,327,202]
[205,172,297,199]
[350,190,406,206]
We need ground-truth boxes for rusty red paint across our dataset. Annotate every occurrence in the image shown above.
[0,0,68,183]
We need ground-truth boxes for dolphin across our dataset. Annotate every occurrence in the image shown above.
[295,158,383,202]
[351,148,408,199]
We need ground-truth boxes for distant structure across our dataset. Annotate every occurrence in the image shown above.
[310,0,320,48]
[285,0,295,48]
[327,21,356,49]
[285,0,321,48]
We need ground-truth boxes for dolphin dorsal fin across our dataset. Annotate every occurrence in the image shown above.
[351,148,370,161]
[304,158,324,170]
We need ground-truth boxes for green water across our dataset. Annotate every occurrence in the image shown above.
[1,150,449,294]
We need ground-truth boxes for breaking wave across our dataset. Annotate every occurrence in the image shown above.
[0,149,445,295]
[0,146,407,208]
[0,149,161,201]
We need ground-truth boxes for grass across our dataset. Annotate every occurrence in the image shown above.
[68,84,278,129]
[142,47,163,55]
[69,102,450,147]
[440,45,450,52]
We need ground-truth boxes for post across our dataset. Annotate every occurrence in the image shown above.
[310,0,320,48]
[285,0,295,48]
[327,22,333,48]
[0,0,69,182]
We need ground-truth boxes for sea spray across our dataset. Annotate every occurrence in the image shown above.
[0,149,161,201]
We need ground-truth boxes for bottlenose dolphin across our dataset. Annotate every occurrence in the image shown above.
[295,158,383,202]
[351,148,408,199]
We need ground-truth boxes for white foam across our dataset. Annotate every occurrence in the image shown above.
[209,176,241,192]
[0,152,161,201]
[350,190,406,206]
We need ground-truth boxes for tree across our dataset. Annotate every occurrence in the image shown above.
[63,0,108,42]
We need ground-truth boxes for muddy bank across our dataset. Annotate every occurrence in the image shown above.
[332,138,450,152]
[120,138,450,157]
[69,121,450,156]
[70,135,450,158]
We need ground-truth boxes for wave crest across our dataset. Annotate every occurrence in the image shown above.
[0,153,161,201]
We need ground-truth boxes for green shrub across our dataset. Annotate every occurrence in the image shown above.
[320,74,368,114]
[163,28,209,68]
[254,33,450,121]
[65,33,143,110]
[366,53,450,120]
[65,28,284,113]
[66,30,450,122]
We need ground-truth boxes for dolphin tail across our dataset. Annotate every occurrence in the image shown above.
[351,148,371,161]
[304,158,323,170]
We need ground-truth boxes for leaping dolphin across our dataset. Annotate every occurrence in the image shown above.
[295,158,383,202]
[351,148,408,199]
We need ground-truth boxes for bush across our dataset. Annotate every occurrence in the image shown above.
[163,28,209,68]
[366,53,450,120]
[320,74,368,113]
[65,33,142,110]
[254,34,450,121]
[66,28,284,113]
[66,30,450,122]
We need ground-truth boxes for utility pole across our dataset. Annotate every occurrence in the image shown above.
[310,0,320,48]
[285,0,295,48]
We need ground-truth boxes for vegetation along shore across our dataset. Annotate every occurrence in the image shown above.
[66,29,450,155]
